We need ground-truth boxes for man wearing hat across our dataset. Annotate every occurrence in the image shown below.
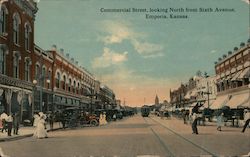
[242,109,250,133]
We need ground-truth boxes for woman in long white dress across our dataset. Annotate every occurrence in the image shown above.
[102,112,107,125]
[36,113,48,139]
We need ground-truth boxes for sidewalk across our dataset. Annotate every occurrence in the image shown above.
[151,115,250,135]
[0,122,62,142]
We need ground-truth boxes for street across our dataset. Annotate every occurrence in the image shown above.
[0,114,249,157]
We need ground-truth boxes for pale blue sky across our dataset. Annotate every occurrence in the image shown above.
[35,0,249,106]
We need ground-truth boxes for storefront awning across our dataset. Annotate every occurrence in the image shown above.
[203,99,215,108]
[238,67,250,79]
[210,95,229,109]
[231,70,242,81]
[226,92,249,109]
[237,94,250,108]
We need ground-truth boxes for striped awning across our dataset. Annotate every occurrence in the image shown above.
[238,67,250,79]
[226,92,249,109]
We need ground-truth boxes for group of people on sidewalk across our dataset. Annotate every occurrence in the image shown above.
[0,111,20,136]
[189,106,250,134]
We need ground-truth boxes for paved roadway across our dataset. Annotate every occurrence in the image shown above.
[0,114,249,157]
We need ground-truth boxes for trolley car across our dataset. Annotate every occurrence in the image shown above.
[141,106,150,117]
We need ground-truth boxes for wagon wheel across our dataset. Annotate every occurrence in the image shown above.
[90,119,98,126]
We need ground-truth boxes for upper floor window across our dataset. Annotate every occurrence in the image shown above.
[68,78,71,92]
[42,66,46,87]
[73,81,76,93]
[13,52,20,78]
[63,75,66,90]
[0,48,6,74]
[48,70,51,89]
[24,23,31,51]
[13,13,21,44]
[24,58,31,82]
[35,64,40,78]
[56,72,60,88]
[0,5,8,35]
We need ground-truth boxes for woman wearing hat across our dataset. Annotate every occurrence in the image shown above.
[36,112,48,139]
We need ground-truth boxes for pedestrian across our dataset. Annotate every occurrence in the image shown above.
[36,112,48,139]
[183,110,187,124]
[6,113,13,136]
[48,113,55,130]
[191,112,199,134]
[33,112,39,127]
[217,112,224,131]
[13,112,20,135]
[0,111,8,133]
[242,109,250,133]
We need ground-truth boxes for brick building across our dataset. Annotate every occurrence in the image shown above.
[0,0,116,121]
[211,41,250,109]
[0,0,38,120]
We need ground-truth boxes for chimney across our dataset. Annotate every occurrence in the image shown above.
[66,53,70,59]
[71,58,74,63]
[60,48,64,55]
[75,61,78,65]
[52,45,57,51]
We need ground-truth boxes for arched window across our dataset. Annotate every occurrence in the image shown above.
[25,58,31,82]
[63,75,66,90]
[56,72,60,88]
[0,48,5,74]
[77,82,80,94]
[68,78,71,92]
[24,23,31,51]
[13,13,20,44]
[0,5,8,35]
[35,64,40,78]
[48,70,51,89]
[13,52,20,78]
[73,81,76,93]
[42,66,46,87]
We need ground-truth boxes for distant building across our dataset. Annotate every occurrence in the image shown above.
[155,95,159,105]
[211,41,250,109]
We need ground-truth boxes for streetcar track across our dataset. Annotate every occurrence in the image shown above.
[143,117,175,157]
[148,116,218,157]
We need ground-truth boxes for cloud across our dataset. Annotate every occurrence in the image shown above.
[242,0,249,4]
[132,39,164,58]
[92,47,128,68]
[101,21,134,44]
[99,20,164,58]
[210,50,217,54]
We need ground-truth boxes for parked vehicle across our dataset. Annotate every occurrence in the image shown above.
[62,107,99,127]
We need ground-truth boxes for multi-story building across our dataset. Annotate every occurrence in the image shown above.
[211,41,250,109]
[48,47,100,112]
[0,0,115,121]
[0,0,38,120]
[99,85,116,110]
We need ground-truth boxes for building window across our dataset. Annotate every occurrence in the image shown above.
[0,6,7,35]
[63,75,66,90]
[73,81,76,93]
[68,79,71,92]
[56,72,60,88]
[0,48,5,74]
[24,24,31,51]
[25,59,31,82]
[13,53,20,78]
[48,70,51,89]
[35,64,39,78]
[42,67,46,87]
[13,14,20,44]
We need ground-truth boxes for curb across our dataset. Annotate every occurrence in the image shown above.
[0,127,63,142]
[0,134,33,142]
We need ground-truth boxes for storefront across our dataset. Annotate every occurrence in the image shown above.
[0,75,33,121]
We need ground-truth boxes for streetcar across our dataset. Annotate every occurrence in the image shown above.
[141,106,150,117]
